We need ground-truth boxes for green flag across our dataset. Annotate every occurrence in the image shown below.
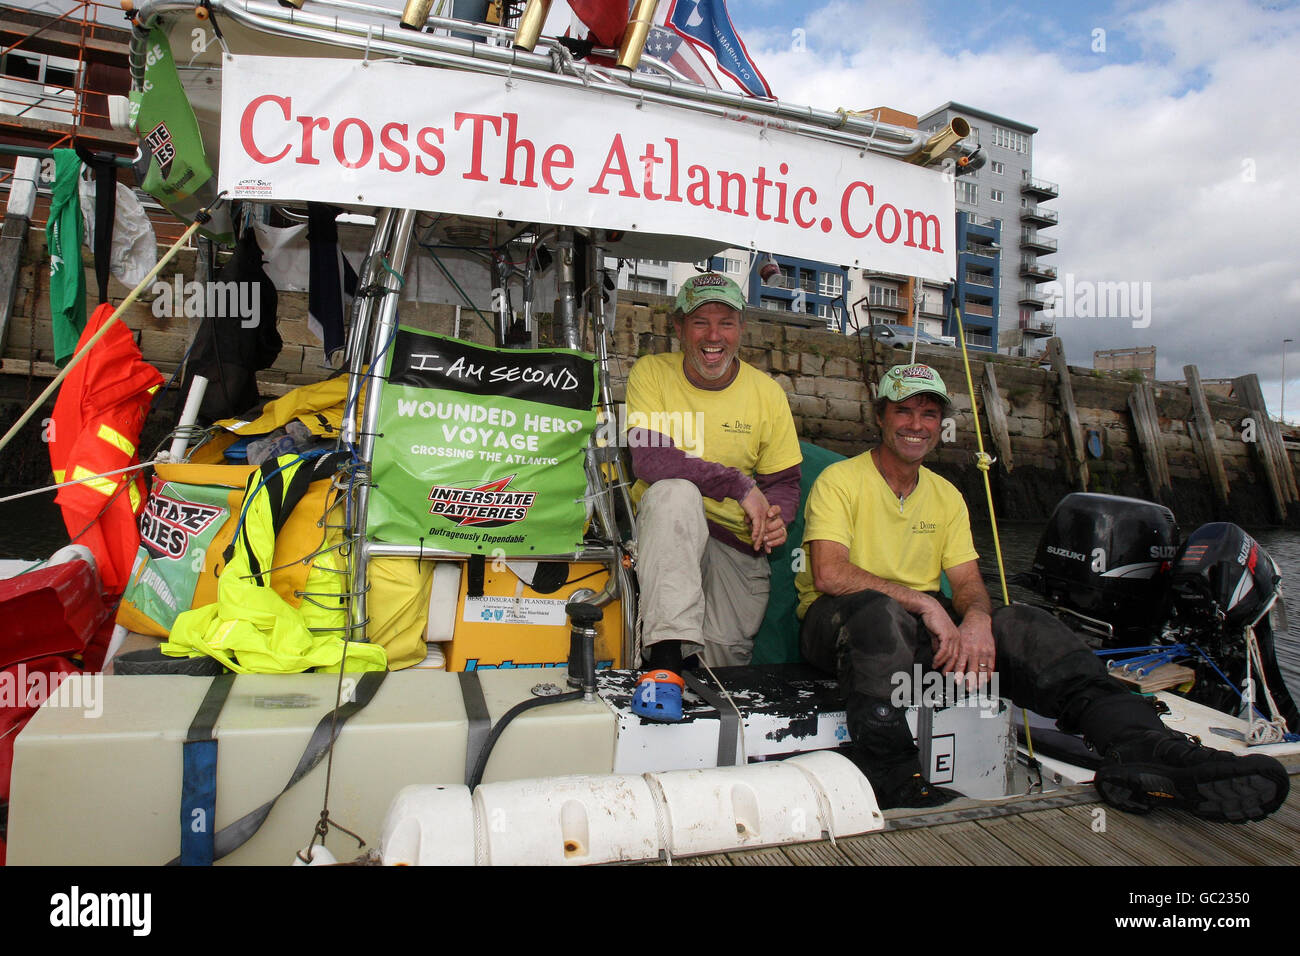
[130,27,231,243]
[48,148,86,367]
[369,329,598,556]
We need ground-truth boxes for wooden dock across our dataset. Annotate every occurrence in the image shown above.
[662,763,1300,866]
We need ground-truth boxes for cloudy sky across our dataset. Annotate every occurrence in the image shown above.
[708,0,1299,421]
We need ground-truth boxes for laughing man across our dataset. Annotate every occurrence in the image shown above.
[623,272,802,720]
[795,363,1288,820]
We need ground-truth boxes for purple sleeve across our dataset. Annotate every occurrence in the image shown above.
[756,463,802,529]
[628,427,755,503]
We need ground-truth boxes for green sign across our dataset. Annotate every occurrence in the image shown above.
[369,329,598,555]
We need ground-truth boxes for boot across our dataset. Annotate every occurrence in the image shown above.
[846,694,962,811]
[1079,692,1290,823]
[1094,729,1289,823]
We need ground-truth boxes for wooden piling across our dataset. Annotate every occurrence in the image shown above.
[1231,373,1296,521]
[1184,365,1231,507]
[981,362,1014,472]
[1045,338,1087,491]
[1127,382,1170,501]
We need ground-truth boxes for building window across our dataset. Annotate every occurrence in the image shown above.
[991,127,1029,153]
[721,257,743,275]
[868,285,899,308]
[1,52,41,81]
[631,277,667,294]
[989,189,1004,203]
[990,160,1004,175]
[818,272,843,297]
[956,181,978,205]
[761,297,789,311]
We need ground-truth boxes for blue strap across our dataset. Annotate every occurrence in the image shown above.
[180,673,234,866]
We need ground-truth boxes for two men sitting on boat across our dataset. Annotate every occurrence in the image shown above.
[622,272,1288,822]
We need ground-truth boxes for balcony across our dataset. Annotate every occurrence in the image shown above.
[865,296,906,314]
[965,213,1000,229]
[1021,176,1059,199]
[1020,316,1057,336]
[964,272,995,288]
[1019,288,1056,309]
[762,274,816,293]
[961,301,994,318]
[1020,205,1059,226]
[964,330,994,349]
[1019,257,1057,281]
[963,243,998,259]
[1020,232,1058,253]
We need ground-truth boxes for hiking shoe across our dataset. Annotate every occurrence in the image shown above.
[873,772,963,811]
[1094,730,1290,823]
[631,669,685,722]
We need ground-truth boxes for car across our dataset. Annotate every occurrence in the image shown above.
[856,324,956,349]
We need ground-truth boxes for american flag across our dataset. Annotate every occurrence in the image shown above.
[640,23,722,89]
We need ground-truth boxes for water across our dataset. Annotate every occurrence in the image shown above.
[968,515,1300,707]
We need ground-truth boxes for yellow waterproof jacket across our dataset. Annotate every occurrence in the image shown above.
[164,452,386,673]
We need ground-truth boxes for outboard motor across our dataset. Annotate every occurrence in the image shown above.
[1027,493,1179,636]
[1167,523,1298,731]
[1169,523,1280,629]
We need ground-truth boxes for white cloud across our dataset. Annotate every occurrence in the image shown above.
[743,0,1300,418]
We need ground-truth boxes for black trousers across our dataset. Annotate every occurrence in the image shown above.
[800,589,1153,766]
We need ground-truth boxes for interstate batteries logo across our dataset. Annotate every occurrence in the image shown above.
[138,494,224,558]
[428,475,537,527]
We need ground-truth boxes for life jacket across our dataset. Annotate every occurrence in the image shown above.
[163,452,387,673]
[49,301,164,596]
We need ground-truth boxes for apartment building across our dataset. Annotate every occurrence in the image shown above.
[918,102,1061,355]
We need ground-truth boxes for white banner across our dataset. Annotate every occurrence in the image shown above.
[219,56,955,281]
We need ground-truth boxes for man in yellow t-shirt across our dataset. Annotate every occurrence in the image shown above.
[624,272,802,721]
[796,363,1287,821]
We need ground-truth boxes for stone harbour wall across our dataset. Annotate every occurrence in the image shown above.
[2,236,1297,529]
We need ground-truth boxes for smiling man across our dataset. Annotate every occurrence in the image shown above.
[623,272,802,721]
[796,363,1288,820]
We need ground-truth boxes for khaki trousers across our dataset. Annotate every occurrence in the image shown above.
[634,479,770,667]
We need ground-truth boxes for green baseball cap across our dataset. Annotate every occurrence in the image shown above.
[674,272,747,315]
[879,364,951,405]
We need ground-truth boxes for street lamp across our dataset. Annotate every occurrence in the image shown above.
[1285,338,1295,424]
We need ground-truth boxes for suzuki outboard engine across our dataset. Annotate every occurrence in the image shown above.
[1167,522,1297,730]
[1169,523,1280,629]
[1027,493,1179,636]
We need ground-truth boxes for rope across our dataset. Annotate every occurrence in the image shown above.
[952,306,1009,607]
[1243,623,1290,744]
[0,458,160,505]
[952,305,1028,760]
